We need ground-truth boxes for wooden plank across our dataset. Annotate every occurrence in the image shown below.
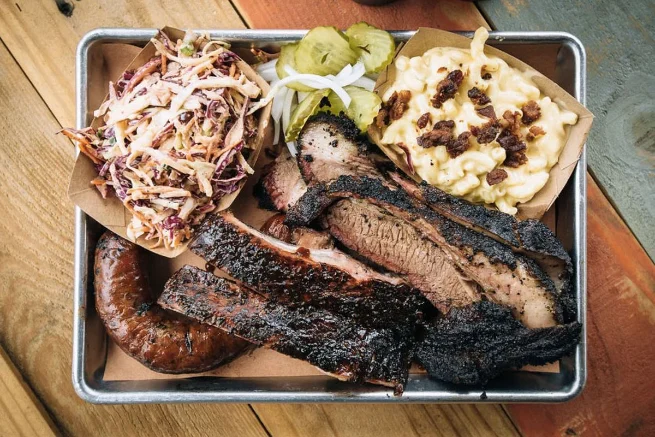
[476,0,655,258]
[0,0,246,128]
[233,0,488,30]
[0,346,59,437]
[506,175,655,436]
[252,403,519,437]
[0,37,268,437]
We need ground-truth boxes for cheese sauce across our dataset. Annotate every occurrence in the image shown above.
[380,28,578,214]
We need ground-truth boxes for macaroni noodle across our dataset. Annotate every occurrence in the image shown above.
[379,28,578,214]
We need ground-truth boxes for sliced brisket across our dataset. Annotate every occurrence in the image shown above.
[388,171,574,319]
[296,113,384,183]
[324,198,478,312]
[324,175,564,328]
[254,148,307,212]
[261,213,334,250]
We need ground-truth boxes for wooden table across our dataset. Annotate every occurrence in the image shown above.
[0,0,653,436]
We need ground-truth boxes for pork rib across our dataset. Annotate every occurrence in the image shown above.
[189,211,429,326]
[159,265,414,391]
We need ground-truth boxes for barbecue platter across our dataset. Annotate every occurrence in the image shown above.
[66,24,592,395]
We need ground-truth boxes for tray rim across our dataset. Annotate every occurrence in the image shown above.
[72,28,587,404]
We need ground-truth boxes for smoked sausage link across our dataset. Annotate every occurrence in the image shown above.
[94,231,248,373]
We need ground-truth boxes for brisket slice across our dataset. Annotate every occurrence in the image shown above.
[159,265,414,391]
[324,175,566,328]
[324,198,479,312]
[261,213,335,249]
[415,301,581,385]
[190,211,429,326]
[285,183,334,227]
[296,112,384,183]
[283,113,388,226]
[388,171,574,317]
[254,148,308,212]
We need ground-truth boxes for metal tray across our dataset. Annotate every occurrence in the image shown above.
[72,29,587,403]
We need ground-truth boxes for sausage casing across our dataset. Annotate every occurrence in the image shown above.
[94,231,248,373]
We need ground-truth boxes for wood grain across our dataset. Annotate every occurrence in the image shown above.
[0,30,268,437]
[0,0,246,128]
[232,0,489,30]
[506,175,655,436]
[252,403,519,437]
[0,346,59,437]
[476,0,655,259]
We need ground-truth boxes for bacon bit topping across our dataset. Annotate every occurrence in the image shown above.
[501,110,522,137]
[476,105,497,120]
[521,100,541,125]
[526,125,546,141]
[504,151,528,168]
[416,120,472,158]
[417,112,431,129]
[438,66,447,73]
[486,168,508,185]
[470,120,500,144]
[498,130,528,167]
[447,132,472,158]
[417,120,455,148]
[498,130,526,153]
[431,70,464,108]
[375,90,412,127]
[468,87,491,105]
[375,108,389,128]
[390,90,412,120]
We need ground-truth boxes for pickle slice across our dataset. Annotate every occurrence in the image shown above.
[345,22,395,74]
[323,86,382,132]
[295,27,358,76]
[276,43,313,92]
[285,89,331,141]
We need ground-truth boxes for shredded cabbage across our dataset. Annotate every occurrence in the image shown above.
[62,30,264,249]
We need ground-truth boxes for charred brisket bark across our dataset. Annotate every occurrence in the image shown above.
[415,301,581,385]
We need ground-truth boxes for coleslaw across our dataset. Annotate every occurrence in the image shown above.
[62,30,263,248]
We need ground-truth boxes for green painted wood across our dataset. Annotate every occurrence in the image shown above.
[477,0,655,261]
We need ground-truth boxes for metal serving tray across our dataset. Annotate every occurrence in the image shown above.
[73,29,587,403]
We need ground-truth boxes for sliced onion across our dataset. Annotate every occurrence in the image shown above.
[258,69,279,82]
[350,76,376,91]
[248,71,350,114]
[329,61,366,87]
[281,88,295,135]
[257,59,278,72]
[271,84,287,122]
[273,117,281,145]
